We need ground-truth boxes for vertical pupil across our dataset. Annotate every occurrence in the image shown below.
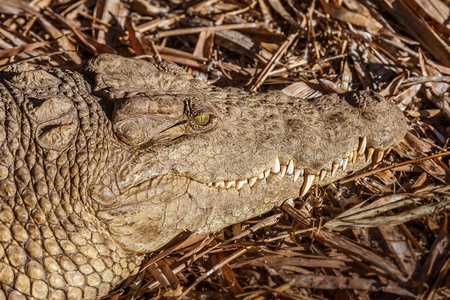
[195,114,210,125]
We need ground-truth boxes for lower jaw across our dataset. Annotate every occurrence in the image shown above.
[184,153,376,234]
[103,150,384,252]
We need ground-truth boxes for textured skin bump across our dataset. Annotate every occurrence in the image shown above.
[0,54,407,299]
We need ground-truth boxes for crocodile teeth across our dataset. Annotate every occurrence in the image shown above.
[271,157,280,173]
[352,150,357,164]
[225,181,235,189]
[280,165,287,177]
[348,151,354,163]
[365,147,375,163]
[208,148,388,190]
[300,174,315,197]
[286,160,295,175]
[331,163,339,176]
[293,168,303,182]
[373,150,384,165]
[385,147,392,156]
[236,180,246,190]
[342,158,348,171]
[357,136,367,155]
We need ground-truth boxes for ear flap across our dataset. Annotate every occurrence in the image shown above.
[32,96,79,150]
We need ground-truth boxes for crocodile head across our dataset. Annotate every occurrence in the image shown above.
[0,54,406,299]
[81,54,407,253]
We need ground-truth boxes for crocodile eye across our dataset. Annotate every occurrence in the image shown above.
[193,114,211,126]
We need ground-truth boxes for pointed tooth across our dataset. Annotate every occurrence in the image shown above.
[342,158,348,171]
[373,150,384,165]
[385,147,392,156]
[219,181,226,188]
[293,168,303,182]
[348,151,354,163]
[258,171,265,179]
[207,183,213,187]
[264,169,270,179]
[357,137,367,155]
[331,163,339,176]
[365,147,375,163]
[352,150,357,164]
[214,182,222,188]
[225,181,235,189]
[319,169,327,181]
[280,165,287,177]
[248,177,257,187]
[271,157,280,173]
[300,174,315,197]
[236,180,246,190]
[286,160,295,175]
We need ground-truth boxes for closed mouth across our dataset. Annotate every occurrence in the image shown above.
[202,136,390,196]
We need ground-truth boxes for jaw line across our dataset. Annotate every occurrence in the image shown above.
[103,136,390,208]
[194,137,389,197]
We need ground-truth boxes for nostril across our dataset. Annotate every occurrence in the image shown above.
[344,91,369,108]
[369,91,384,103]
[344,90,386,109]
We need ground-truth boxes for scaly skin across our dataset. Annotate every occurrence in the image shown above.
[0,54,407,299]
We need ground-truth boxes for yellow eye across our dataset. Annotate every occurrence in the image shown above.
[194,114,211,126]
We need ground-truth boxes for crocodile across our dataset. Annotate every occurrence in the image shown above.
[0,54,407,299]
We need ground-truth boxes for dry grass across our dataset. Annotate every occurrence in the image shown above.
[1,0,449,299]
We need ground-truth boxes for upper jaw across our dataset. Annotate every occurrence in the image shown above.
[196,134,393,196]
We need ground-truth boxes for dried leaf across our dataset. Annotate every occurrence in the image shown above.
[0,40,51,59]
[325,197,450,231]
[282,274,415,297]
[321,0,383,34]
[130,0,169,16]
[380,0,450,67]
